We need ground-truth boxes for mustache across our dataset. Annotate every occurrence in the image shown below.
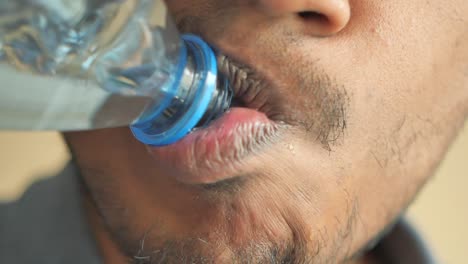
[174,13,349,150]
[218,53,349,150]
[217,54,286,121]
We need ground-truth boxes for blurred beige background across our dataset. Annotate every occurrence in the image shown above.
[0,126,467,263]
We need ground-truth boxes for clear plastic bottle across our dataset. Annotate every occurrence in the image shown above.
[0,0,231,146]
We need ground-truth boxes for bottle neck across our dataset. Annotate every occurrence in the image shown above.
[195,73,232,128]
[176,48,232,128]
[130,34,232,146]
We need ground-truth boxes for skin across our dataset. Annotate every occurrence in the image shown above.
[65,0,468,263]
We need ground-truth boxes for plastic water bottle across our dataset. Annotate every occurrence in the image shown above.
[0,0,232,146]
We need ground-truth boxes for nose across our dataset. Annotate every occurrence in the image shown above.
[257,0,350,36]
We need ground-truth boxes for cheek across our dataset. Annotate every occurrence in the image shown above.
[257,137,366,249]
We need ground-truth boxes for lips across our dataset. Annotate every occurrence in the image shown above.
[147,54,286,185]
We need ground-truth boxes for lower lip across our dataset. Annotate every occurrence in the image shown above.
[147,107,277,184]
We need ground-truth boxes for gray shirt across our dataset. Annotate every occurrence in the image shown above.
[0,164,436,264]
[0,164,101,264]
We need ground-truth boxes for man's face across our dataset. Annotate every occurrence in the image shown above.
[65,0,468,263]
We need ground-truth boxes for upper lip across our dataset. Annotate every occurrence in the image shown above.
[217,54,286,123]
[146,53,287,185]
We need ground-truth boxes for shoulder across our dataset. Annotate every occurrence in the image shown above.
[372,219,438,264]
[0,164,101,264]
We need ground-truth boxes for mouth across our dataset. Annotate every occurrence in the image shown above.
[147,54,287,185]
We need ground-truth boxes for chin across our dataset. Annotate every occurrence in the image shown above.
[110,181,316,263]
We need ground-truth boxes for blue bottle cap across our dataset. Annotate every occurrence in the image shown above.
[130,34,218,146]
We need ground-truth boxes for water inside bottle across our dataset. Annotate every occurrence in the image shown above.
[0,0,182,98]
[0,0,231,145]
